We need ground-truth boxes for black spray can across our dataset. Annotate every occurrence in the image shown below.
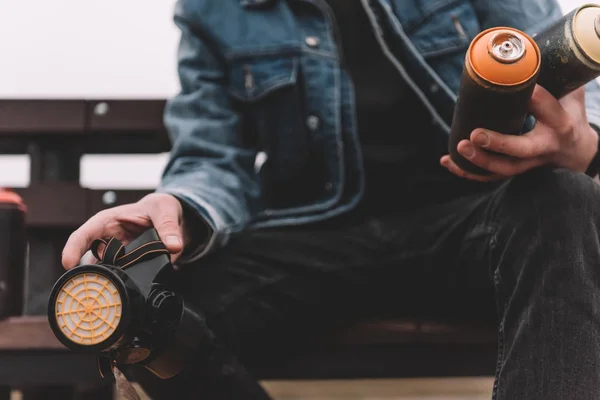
[449,27,541,175]
[0,189,27,318]
[534,3,600,99]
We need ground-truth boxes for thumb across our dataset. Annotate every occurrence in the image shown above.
[156,219,184,254]
[146,196,184,254]
[155,217,184,254]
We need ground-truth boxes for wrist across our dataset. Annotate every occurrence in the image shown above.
[179,199,213,257]
[584,124,600,177]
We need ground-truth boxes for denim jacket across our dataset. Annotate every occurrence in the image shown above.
[156,0,600,263]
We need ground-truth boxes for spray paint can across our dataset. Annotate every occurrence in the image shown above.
[449,27,541,175]
[0,189,27,318]
[534,3,600,99]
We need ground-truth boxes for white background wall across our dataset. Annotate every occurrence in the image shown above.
[0,0,589,189]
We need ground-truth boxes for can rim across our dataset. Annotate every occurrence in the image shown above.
[468,27,541,86]
[572,3,600,65]
[0,189,26,212]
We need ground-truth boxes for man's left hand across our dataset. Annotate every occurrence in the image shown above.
[440,84,599,182]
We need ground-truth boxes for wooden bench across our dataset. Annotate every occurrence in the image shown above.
[0,99,498,399]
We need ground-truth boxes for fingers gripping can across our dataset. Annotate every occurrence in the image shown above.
[449,27,541,175]
[534,3,600,99]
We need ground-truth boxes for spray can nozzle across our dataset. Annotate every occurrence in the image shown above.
[488,31,527,63]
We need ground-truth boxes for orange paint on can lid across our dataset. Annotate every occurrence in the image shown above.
[0,189,26,212]
[469,27,540,86]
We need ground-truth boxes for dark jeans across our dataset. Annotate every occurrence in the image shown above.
[132,167,600,400]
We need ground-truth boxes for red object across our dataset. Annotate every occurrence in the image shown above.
[0,189,26,213]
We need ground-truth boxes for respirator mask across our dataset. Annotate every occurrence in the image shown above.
[47,228,205,381]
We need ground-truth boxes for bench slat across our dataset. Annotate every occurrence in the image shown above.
[0,316,495,351]
[0,316,66,350]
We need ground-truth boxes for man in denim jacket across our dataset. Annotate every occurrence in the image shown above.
[63,0,600,398]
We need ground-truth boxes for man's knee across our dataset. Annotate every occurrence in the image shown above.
[491,168,600,282]
[497,167,600,221]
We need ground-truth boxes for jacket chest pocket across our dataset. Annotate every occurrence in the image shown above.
[227,54,323,209]
[405,0,481,94]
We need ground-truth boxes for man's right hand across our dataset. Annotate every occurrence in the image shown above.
[61,193,185,269]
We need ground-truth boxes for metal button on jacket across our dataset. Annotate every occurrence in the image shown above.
[306,115,320,130]
[305,36,320,48]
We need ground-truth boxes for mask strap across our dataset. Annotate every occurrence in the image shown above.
[90,236,170,269]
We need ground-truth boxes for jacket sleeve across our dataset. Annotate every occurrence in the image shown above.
[155,1,260,264]
[469,0,600,132]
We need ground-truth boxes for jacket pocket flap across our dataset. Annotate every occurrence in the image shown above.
[228,55,299,101]
[408,0,478,58]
